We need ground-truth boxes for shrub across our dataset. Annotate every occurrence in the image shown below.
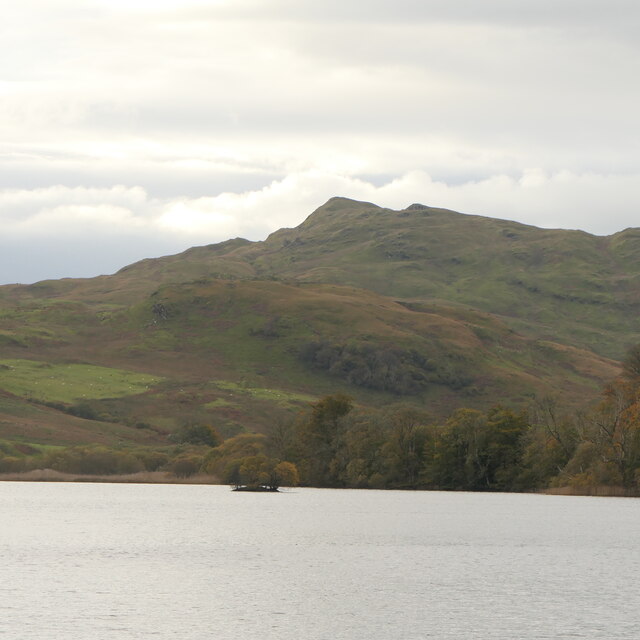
[43,446,144,475]
[170,424,222,447]
[201,433,267,476]
[135,450,170,471]
[0,456,26,473]
[170,454,203,478]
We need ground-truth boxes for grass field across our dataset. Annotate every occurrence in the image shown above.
[0,359,162,404]
[213,380,316,408]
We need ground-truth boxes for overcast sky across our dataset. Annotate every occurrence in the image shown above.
[2,0,639,284]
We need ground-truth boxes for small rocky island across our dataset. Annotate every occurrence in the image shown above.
[228,457,299,492]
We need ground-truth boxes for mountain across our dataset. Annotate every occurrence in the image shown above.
[0,198,629,447]
[116,197,640,359]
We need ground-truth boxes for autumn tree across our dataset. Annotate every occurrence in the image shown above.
[295,394,353,486]
[201,433,268,477]
[426,407,528,491]
[331,409,388,488]
[528,396,579,463]
[427,409,486,490]
[272,461,299,488]
[552,344,640,490]
[482,406,529,490]
[171,423,222,447]
[239,455,271,487]
[266,418,298,462]
[381,407,431,488]
[170,454,203,478]
[224,454,299,490]
[581,378,640,487]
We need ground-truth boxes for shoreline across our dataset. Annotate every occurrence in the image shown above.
[0,468,221,485]
[542,484,638,498]
[0,469,637,496]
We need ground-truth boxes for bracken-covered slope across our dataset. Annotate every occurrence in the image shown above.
[0,198,629,446]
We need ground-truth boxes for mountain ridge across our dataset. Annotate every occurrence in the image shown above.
[101,197,640,359]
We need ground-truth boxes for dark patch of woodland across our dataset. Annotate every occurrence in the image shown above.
[298,340,470,394]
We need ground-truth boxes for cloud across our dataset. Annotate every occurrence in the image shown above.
[190,0,640,32]
[1,1,639,283]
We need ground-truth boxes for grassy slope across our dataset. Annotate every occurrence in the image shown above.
[0,390,165,446]
[0,273,619,446]
[107,198,640,359]
[251,199,640,359]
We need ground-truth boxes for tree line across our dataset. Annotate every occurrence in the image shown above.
[255,344,640,492]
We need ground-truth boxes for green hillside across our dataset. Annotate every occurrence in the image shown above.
[112,197,640,359]
[0,198,631,449]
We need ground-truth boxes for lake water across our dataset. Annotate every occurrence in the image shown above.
[1,483,639,639]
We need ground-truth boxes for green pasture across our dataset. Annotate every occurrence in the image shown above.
[0,359,162,404]
[213,381,315,408]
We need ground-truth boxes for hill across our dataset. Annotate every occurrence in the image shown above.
[0,198,630,448]
[116,197,640,359]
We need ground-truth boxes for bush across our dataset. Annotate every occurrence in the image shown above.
[0,456,26,473]
[43,446,144,475]
[66,403,100,420]
[201,433,267,476]
[135,450,170,471]
[170,454,203,478]
[170,424,222,447]
[222,455,299,489]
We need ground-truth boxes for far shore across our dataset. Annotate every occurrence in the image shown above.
[542,484,637,498]
[0,468,221,485]
[0,469,636,496]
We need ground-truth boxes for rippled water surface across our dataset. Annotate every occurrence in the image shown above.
[1,483,639,639]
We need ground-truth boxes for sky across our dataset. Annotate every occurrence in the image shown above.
[1,0,639,284]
